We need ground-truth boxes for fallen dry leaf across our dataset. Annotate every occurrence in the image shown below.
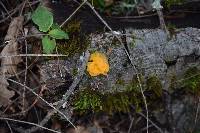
[0,16,24,107]
[1,41,22,74]
[0,75,15,107]
[4,16,24,41]
[1,16,23,74]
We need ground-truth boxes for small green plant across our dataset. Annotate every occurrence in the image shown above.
[183,67,200,95]
[31,5,68,54]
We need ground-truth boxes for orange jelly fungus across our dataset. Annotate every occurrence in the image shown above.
[87,51,109,76]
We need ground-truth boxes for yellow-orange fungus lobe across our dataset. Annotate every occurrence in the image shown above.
[87,51,109,76]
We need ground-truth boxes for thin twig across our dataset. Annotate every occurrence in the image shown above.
[0,1,40,24]
[24,50,90,133]
[0,1,12,20]
[7,78,76,129]
[128,116,134,133]
[108,13,157,19]
[0,54,69,58]
[6,120,14,133]
[85,1,149,132]
[60,0,87,27]
[60,50,90,102]
[195,97,200,125]
[22,29,28,116]
[19,0,27,16]
[55,46,63,79]
[24,110,56,133]
[156,9,170,37]
[0,117,61,133]
[33,106,40,124]
[138,112,164,133]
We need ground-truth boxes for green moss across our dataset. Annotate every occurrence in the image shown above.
[115,73,125,85]
[146,76,163,97]
[125,75,143,93]
[66,20,81,33]
[130,35,136,48]
[73,75,164,115]
[111,37,120,47]
[116,78,125,85]
[164,0,185,8]
[56,20,89,57]
[72,68,78,76]
[183,67,200,95]
[73,87,143,114]
[169,74,178,90]
[73,89,103,114]
[73,77,144,114]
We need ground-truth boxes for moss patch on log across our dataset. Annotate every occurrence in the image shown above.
[56,20,90,57]
[73,75,164,114]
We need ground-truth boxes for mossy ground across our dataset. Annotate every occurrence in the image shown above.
[73,75,163,115]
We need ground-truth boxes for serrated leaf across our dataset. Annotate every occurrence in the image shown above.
[31,6,53,32]
[42,36,56,54]
[49,29,69,39]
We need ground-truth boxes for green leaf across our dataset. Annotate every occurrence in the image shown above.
[97,0,105,8]
[31,6,53,32]
[49,29,69,39]
[51,23,61,30]
[42,36,56,54]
